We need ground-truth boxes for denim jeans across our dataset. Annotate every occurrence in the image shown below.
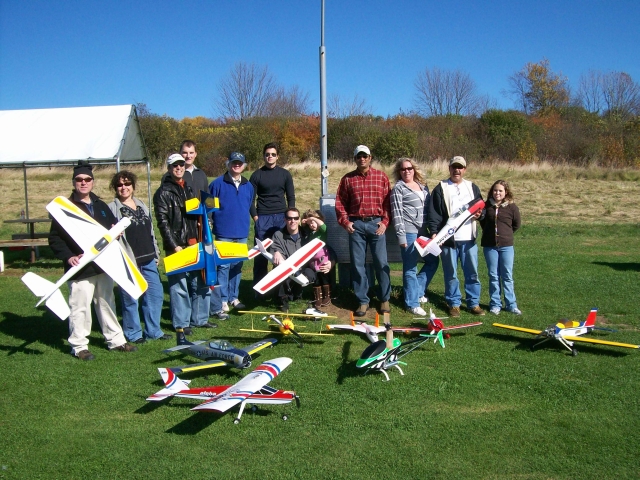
[210,237,247,314]
[483,246,517,311]
[349,218,391,305]
[168,269,210,329]
[440,240,481,308]
[253,213,286,289]
[120,259,165,341]
[402,233,440,309]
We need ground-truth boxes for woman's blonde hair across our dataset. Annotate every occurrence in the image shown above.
[393,157,424,184]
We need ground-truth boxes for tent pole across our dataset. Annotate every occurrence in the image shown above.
[146,160,152,216]
[23,164,30,221]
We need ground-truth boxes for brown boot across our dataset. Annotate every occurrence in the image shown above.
[321,285,332,307]
[313,286,323,310]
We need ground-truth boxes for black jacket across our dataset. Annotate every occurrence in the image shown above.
[48,192,117,281]
[153,175,198,253]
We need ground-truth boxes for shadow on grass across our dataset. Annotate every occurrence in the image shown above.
[336,340,361,384]
[592,261,640,272]
[480,331,629,357]
[0,310,67,355]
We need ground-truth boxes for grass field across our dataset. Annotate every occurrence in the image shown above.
[1,162,639,479]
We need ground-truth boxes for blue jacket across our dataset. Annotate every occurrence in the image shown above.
[208,172,254,239]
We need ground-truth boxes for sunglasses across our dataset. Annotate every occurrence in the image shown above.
[170,161,186,167]
[356,154,370,159]
[74,177,93,183]
[264,153,278,158]
[286,216,299,221]
[116,182,133,188]
[400,167,414,172]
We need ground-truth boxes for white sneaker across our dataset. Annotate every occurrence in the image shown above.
[509,308,522,315]
[221,302,229,313]
[409,306,427,316]
[419,296,429,303]
[490,308,501,315]
[230,299,245,310]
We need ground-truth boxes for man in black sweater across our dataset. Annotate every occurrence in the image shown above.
[250,142,296,293]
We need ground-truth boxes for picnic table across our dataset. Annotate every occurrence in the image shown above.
[2,218,51,263]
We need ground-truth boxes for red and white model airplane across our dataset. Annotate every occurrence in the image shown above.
[22,196,147,320]
[414,198,485,257]
[147,357,299,423]
[493,308,639,356]
[252,238,325,295]
[394,308,483,344]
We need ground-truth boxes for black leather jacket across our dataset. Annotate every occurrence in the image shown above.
[153,175,198,253]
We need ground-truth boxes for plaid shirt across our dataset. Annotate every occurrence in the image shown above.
[335,167,391,228]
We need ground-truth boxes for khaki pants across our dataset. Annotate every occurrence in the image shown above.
[68,274,125,355]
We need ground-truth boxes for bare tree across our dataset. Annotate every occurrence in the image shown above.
[215,62,277,120]
[264,85,311,117]
[327,93,371,118]
[413,67,486,116]
[576,70,640,118]
[576,70,604,113]
[506,59,570,115]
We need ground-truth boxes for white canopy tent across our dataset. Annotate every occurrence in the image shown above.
[0,104,151,217]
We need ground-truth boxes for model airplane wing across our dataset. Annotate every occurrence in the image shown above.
[46,196,108,251]
[163,244,205,275]
[191,357,292,412]
[253,239,325,294]
[92,241,148,299]
[561,335,640,349]
[214,241,249,261]
[244,338,278,355]
[168,359,229,375]
[248,238,273,259]
[443,321,483,331]
[493,323,543,335]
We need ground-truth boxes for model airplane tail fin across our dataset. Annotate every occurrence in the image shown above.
[146,368,190,401]
[185,195,220,216]
[248,238,274,260]
[584,308,598,328]
[21,272,70,320]
[414,236,441,257]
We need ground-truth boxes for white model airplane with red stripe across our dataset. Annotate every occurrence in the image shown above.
[414,198,485,257]
[253,238,325,295]
[147,357,299,424]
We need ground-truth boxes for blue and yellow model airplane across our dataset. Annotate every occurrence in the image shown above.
[163,192,248,286]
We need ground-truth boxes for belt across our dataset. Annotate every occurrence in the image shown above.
[349,216,380,222]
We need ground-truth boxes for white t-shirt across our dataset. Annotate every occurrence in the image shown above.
[445,180,474,241]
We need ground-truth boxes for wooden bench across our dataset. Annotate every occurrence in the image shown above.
[0,238,49,248]
[11,233,50,240]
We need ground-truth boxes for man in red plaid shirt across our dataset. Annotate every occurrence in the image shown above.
[335,145,392,317]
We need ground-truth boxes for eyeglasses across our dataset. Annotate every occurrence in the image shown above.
[286,216,299,221]
[170,161,186,167]
[116,182,133,188]
[74,177,93,183]
[356,154,370,159]
[400,167,414,172]
[264,153,278,158]
[450,164,465,169]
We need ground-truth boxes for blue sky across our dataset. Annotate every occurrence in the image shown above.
[1,0,638,119]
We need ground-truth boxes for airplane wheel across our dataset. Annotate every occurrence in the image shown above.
[282,415,288,421]
[572,348,578,357]
[251,405,258,412]
[233,418,241,424]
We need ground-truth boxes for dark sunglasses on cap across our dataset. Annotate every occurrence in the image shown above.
[74,176,93,183]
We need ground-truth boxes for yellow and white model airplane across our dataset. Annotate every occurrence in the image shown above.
[493,308,639,356]
[22,196,147,320]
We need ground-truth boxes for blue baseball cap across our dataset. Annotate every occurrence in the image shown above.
[226,152,246,166]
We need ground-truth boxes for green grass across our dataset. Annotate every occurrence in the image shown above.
[1,221,639,479]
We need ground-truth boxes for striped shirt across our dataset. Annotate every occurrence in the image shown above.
[335,167,391,228]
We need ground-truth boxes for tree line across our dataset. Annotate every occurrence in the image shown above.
[137,60,639,175]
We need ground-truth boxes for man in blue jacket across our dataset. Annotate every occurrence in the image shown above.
[208,152,254,318]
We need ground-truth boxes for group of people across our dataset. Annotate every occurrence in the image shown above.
[337,146,521,320]
[48,140,521,361]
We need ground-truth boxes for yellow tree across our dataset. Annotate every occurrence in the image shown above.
[507,59,570,115]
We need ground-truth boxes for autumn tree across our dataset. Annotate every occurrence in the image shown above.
[507,59,570,115]
[413,67,489,116]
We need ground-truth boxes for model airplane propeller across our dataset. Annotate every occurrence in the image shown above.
[163,192,248,286]
[493,308,639,356]
[147,357,299,424]
[414,198,485,257]
[239,310,335,348]
[161,328,278,374]
[22,196,148,320]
